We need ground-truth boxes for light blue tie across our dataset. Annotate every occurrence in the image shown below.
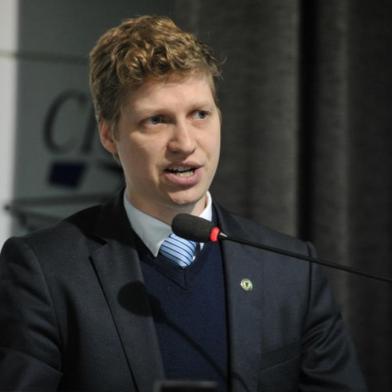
[159,233,197,268]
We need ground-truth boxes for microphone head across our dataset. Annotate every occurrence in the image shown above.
[172,214,217,242]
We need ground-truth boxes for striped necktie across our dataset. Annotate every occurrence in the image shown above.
[159,233,197,268]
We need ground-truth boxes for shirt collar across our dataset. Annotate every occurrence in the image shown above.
[123,192,213,257]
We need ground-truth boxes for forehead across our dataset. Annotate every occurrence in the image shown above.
[123,72,216,112]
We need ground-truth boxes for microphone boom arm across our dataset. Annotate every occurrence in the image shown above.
[220,233,392,284]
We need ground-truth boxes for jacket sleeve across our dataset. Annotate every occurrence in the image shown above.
[299,242,367,391]
[0,237,63,391]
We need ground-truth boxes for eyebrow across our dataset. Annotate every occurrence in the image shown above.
[131,101,215,116]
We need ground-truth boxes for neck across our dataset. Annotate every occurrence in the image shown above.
[125,194,209,225]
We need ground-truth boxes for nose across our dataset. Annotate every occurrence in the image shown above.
[167,120,196,154]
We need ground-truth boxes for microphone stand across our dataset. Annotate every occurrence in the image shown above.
[219,233,392,284]
[171,213,392,285]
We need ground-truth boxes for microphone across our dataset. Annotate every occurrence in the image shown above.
[172,213,392,284]
[172,213,226,242]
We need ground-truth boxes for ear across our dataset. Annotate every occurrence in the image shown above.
[99,119,117,155]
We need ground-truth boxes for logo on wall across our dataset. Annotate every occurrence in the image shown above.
[6,90,124,233]
[43,89,122,189]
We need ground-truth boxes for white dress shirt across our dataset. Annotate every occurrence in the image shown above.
[123,192,213,257]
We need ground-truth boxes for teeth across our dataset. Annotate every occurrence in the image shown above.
[168,166,194,173]
[175,170,194,177]
[167,167,195,176]
[170,167,191,172]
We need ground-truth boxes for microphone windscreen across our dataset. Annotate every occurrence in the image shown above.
[172,214,215,242]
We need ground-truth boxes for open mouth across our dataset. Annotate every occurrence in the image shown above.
[165,166,196,177]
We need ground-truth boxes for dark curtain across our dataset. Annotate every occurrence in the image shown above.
[174,0,392,390]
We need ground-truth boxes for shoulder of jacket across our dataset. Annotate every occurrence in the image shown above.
[214,203,310,255]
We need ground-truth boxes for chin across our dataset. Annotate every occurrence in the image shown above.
[167,191,207,211]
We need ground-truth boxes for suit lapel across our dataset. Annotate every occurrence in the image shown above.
[90,195,164,392]
[216,207,265,392]
[88,197,267,391]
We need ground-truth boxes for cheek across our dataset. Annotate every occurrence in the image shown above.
[117,137,162,175]
[207,128,221,159]
[118,135,147,159]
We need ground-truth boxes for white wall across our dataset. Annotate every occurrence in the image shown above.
[0,0,19,244]
[0,0,174,244]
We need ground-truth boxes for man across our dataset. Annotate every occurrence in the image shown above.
[0,15,366,391]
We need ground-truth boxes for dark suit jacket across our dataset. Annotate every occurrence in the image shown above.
[0,194,366,391]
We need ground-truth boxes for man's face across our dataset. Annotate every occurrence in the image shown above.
[99,73,221,223]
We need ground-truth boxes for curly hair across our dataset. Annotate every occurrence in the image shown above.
[89,15,222,125]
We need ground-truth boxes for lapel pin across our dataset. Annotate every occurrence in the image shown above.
[240,278,253,291]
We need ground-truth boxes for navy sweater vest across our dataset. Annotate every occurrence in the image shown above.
[137,237,229,392]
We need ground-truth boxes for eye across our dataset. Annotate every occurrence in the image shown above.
[193,110,210,120]
[145,115,166,125]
